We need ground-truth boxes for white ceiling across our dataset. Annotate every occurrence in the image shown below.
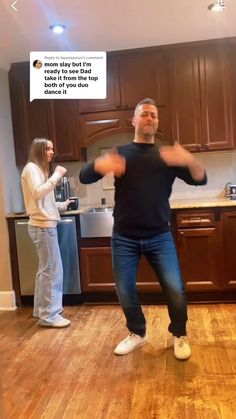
[0,0,236,70]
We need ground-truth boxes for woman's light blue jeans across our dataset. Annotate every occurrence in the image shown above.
[111,231,188,338]
[28,225,64,324]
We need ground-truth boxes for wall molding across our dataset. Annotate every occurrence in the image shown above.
[0,291,17,311]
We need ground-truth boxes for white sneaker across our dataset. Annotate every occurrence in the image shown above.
[114,332,147,355]
[38,317,71,328]
[174,336,191,360]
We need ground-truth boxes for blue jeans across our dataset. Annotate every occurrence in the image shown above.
[111,231,187,337]
[28,225,64,324]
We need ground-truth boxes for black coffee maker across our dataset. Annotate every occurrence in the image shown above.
[55,177,70,201]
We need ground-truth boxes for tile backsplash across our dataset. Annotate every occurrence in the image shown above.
[64,134,236,206]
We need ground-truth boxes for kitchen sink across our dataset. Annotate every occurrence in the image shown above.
[85,206,113,213]
[80,206,114,237]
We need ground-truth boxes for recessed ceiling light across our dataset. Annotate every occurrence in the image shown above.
[208,1,226,12]
[49,24,66,34]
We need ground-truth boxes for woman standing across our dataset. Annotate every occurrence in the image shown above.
[21,138,71,328]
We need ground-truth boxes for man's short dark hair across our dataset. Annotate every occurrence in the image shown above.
[134,98,157,115]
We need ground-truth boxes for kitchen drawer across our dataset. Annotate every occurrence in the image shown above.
[177,211,215,228]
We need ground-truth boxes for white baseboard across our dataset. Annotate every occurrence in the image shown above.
[0,291,17,311]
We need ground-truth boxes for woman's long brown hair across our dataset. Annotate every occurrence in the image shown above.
[28,138,52,177]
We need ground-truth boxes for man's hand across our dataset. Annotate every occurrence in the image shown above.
[160,143,205,181]
[160,143,194,167]
[94,149,126,177]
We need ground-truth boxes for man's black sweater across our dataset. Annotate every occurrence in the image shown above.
[79,142,207,238]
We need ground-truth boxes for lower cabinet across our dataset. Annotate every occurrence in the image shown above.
[8,207,236,306]
[176,208,236,298]
[79,207,236,303]
[177,227,221,291]
[176,210,222,292]
[80,247,114,292]
[80,247,161,294]
[220,210,236,289]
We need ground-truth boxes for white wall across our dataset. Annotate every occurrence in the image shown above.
[0,68,24,213]
[0,67,20,309]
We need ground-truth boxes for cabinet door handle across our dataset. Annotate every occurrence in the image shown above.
[189,217,201,223]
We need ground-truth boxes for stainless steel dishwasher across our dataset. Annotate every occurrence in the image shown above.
[14,216,81,297]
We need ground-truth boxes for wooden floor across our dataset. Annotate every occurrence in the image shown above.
[1,304,236,419]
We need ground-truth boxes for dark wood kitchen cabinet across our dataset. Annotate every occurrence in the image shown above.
[78,110,134,146]
[175,208,236,298]
[168,47,202,151]
[47,100,80,162]
[9,63,49,166]
[7,207,236,306]
[199,42,235,151]
[80,245,161,295]
[79,207,236,303]
[78,50,171,145]
[9,38,236,164]
[118,51,158,110]
[80,247,114,292]
[119,50,171,144]
[176,210,222,291]
[220,210,236,289]
[9,62,83,165]
[78,56,121,114]
[78,51,159,114]
[169,39,236,152]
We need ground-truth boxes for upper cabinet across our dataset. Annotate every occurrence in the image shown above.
[9,63,83,165]
[47,100,80,162]
[78,50,171,145]
[119,50,171,143]
[78,110,134,147]
[199,42,235,151]
[78,56,121,114]
[78,52,159,114]
[168,47,202,151]
[9,38,236,165]
[9,63,49,166]
[169,40,236,151]
[118,51,158,109]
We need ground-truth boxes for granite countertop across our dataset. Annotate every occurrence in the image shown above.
[6,204,108,219]
[169,197,236,209]
[6,206,87,219]
[6,197,236,219]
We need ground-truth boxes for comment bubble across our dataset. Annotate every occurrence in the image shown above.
[30,51,106,102]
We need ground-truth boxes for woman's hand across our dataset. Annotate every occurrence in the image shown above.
[65,199,71,208]
[54,165,67,177]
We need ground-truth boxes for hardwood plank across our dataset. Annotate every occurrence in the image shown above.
[1,304,236,418]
